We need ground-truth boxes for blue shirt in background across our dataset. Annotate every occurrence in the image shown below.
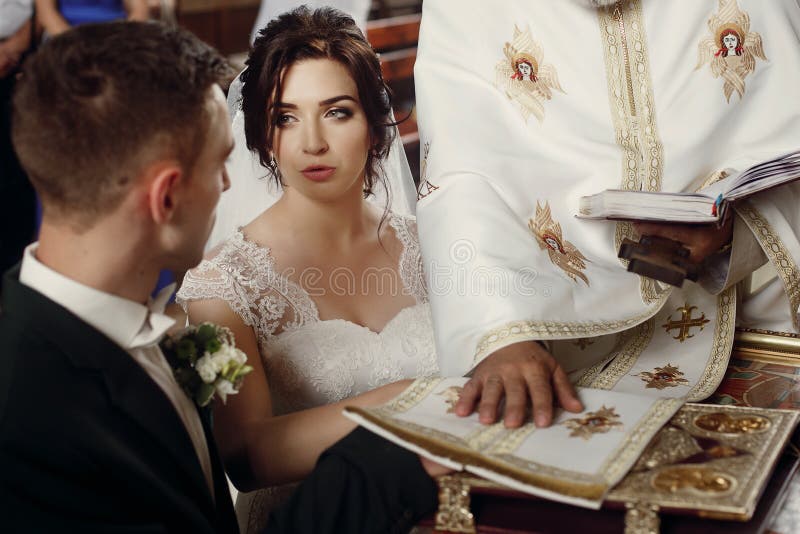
[58,0,126,26]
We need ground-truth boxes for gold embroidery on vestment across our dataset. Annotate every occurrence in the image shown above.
[588,319,654,390]
[687,288,736,401]
[529,201,590,286]
[696,0,767,102]
[495,25,564,123]
[417,141,439,200]
[735,202,800,331]
[636,364,690,390]
[597,1,668,305]
[662,303,711,342]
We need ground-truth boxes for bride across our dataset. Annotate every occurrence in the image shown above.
[176,7,438,533]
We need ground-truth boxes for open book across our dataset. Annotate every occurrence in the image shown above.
[345,377,683,509]
[344,377,799,515]
[577,149,800,223]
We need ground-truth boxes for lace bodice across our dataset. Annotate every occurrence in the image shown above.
[177,213,438,414]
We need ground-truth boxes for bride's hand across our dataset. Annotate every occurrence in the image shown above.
[419,456,452,478]
[372,379,414,404]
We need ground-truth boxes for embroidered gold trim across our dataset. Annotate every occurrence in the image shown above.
[573,332,628,387]
[588,319,654,390]
[598,1,668,304]
[473,305,660,365]
[736,202,800,331]
[383,378,443,413]
[581,287,734,397]
[687,287,737,401]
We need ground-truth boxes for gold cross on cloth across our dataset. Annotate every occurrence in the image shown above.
[662,303,710,342]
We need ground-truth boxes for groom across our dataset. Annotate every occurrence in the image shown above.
[0,21,438,532]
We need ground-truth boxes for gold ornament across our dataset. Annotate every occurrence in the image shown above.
[495,25,565,123]
[529,201,590,286]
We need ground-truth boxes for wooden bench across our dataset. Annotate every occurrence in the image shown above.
[366,12,421,176]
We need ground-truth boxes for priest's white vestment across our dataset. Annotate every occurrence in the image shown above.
[415,0,800,397]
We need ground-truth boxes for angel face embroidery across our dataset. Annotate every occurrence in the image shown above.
[696,0,767,102]
[495,25,564,123]
[529,201,590,286]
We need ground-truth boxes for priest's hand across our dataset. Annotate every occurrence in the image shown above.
[634,215,733,264]
[454,340,583,428]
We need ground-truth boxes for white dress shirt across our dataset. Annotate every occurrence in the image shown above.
[19,243,215,498]
[0,0,32,39]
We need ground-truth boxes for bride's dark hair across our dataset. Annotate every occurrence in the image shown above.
[240,6,396,197]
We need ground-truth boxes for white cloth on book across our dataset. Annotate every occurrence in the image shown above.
[415,0,800,382]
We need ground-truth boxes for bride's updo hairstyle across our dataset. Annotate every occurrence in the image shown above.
[240,6,395,196]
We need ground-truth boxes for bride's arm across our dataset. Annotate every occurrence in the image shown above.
[186,298,410,492]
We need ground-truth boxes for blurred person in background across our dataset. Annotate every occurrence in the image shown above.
[0,0,36,275]
[36,0,148,35]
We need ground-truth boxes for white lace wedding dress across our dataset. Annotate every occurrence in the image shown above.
[176,212,438,533]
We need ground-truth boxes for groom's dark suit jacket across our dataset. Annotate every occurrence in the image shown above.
[0,269,438,533]
[0,269,238,533]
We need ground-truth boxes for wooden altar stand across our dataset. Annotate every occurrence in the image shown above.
[420,329,800,534]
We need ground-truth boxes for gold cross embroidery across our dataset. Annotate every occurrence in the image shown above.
[662,303,710,342]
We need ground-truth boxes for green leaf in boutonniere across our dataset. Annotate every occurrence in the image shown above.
[161,322,253,407]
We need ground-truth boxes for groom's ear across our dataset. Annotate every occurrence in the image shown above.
[146,161,185,225]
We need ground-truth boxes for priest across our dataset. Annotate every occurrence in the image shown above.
[415,0,800,427]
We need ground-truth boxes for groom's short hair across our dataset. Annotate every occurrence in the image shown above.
[11,21,233,228]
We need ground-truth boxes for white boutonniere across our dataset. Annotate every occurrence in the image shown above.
[161,323,253,407]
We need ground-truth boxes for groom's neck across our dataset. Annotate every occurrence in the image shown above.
[36,217,162,305]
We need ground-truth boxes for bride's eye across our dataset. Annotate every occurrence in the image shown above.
[326,107,353,120]
[276,113,296,127]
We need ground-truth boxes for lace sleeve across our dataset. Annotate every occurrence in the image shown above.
[176,257,260,330]
[391,214,429,302]
[177,233,305,344]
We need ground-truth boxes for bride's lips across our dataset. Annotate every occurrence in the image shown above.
[301,165,335,181]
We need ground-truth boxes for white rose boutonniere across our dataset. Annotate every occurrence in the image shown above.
[161,322,253,407]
